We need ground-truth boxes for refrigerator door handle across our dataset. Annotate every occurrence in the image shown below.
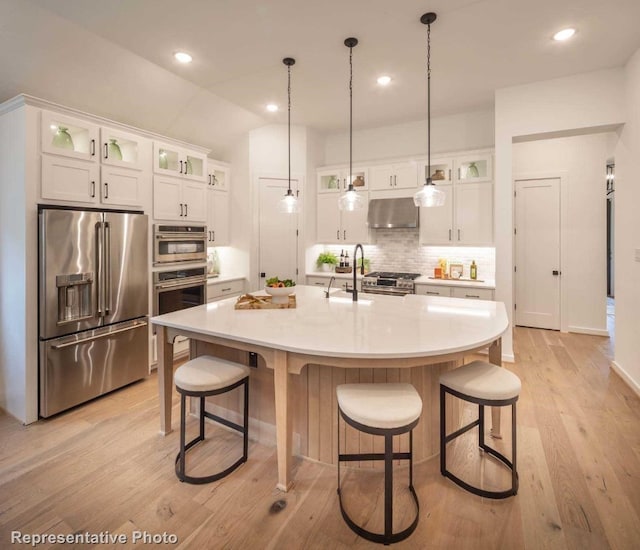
[105,222,112,314]
[97,221,105,316]
[50,320,148,350]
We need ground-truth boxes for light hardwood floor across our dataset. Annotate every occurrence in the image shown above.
[1,327,639,549]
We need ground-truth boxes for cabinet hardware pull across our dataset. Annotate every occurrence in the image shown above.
[103,143,108,159]
[448,229,452,241]
[394,175,397,187]
[337,229,340,240]
[466,294,480,299]
[221,287,232,292]
[180,160,184,174]
[458,229,461,241]
[104,182,108,199]
[209,174,212,185]
[185,203,188,217]
[552,270,561,276]
[343,230,346,240]
[449,169,451,181]
[390,175,393,187]
[90,139,95,156]
[212,230,215,241]
[427,291,439,295]
[90,181,96,198]
[180,203,184,217]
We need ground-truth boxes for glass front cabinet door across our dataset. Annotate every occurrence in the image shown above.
[41,111,99,161]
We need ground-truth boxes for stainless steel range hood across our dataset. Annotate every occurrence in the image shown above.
[367,197,419,229]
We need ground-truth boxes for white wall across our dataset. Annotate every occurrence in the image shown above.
[613,49,640,393]
[324,110,494,165]
[513,133,615,335]
[495,68,626,361]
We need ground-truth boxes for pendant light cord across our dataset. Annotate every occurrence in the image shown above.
[349,44,353,190]
[287,63,292,193]
[427,21,432,185]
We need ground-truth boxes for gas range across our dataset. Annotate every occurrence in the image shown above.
[362,271,421,296]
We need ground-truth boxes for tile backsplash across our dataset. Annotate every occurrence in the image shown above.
[321,228,495,281]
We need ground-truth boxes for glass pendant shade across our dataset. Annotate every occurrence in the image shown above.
[279,189,300,213]
[413,183,446,207]
[281,57,299,214]
[338,185,365,211]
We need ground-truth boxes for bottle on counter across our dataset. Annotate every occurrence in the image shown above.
[470,260,477,280]
[344,252,350,268]
[339,250,345,268]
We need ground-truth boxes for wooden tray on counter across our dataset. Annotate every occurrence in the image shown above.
[234,293,296,310]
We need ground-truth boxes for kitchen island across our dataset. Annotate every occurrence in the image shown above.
[152,285,508,491]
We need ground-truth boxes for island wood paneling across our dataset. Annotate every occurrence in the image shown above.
[194,340,461,465]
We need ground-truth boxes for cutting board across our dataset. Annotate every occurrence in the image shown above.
[234,294,296,309]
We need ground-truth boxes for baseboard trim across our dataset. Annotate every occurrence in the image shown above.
[502,353,515,363]
[611,361,640,399]
[568,326,609,337]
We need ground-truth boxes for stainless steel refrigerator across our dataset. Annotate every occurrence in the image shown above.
[39,207,149,417]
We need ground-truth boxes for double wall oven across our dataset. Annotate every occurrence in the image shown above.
[153,225,207,330]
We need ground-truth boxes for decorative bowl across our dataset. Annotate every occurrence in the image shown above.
[264,285,295,304]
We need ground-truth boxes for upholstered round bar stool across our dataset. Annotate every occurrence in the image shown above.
[174,355,250,485]
[440,360,521,499]
[336,383,422,545]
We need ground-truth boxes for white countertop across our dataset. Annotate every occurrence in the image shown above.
[206,274,245,284]
[152,285,508,359]
[306,271,365,280]
[414,276,496,290]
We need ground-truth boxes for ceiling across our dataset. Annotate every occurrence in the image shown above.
[2,0,640,154]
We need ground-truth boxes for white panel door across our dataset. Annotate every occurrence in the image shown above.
[515,178,561,329]
[341,193,369,244]
[182,182,207,222]
[153,175,183,221]
[207,188,230,245]
[259,177,298,286]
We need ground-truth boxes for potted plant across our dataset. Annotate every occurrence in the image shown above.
[316,251,338,272]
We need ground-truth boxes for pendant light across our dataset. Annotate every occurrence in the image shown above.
[279,57,300,214]
[414,13,446,208]
[338,37,364,212]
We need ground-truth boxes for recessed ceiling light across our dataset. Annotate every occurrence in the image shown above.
[377,75,392,86]
[174,51,193,63]
[553,28,576,41]
[266,104,279,112]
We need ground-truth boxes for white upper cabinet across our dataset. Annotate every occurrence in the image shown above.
[100,166,143,207]
[41,111,99,161]
[153,175,206,222]
[318,167,368,193]
[419,150,494,246]
[208,162,230,191]
[456,153,493,183]
[420,158,454,185]
[418,186,454,244]
[206,160,231,246]
[153,141,207,182]
[41,155,100,204]
[100,127,147,171]
[370,162,417,191]
[317,192,369,244]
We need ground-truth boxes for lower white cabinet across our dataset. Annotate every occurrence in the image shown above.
[306,276,360,291]
[153,175,206,222]
[450,287,494,300]
[207,278,245,303]
[414,284,451,297]
[414,284,494,300]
